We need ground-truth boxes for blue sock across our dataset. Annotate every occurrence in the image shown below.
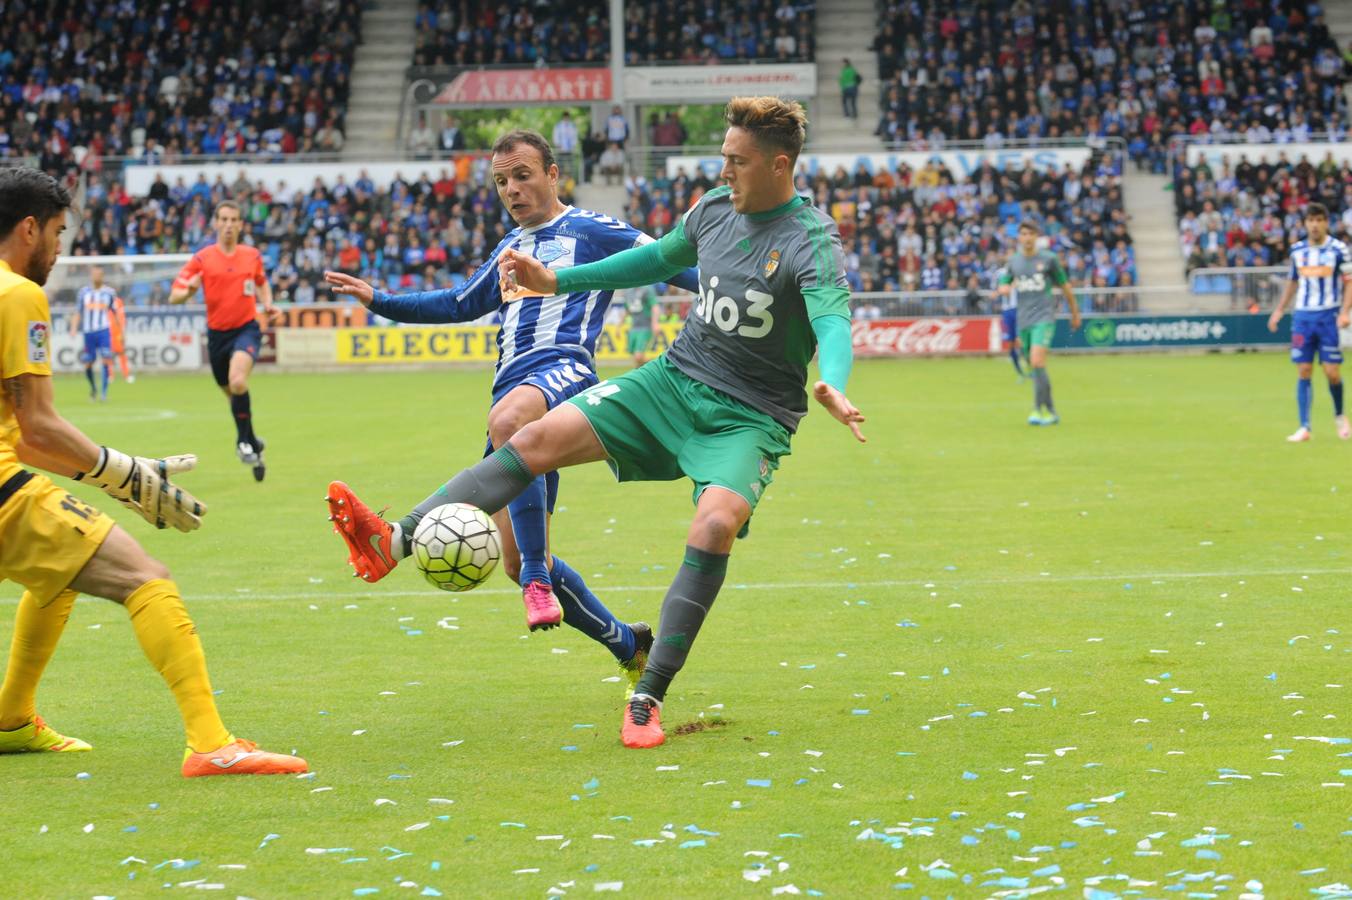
[100,364,110,397]
[1298,377,1313,429]
[1009,347,1024,375]
[551,556,635,663]
[507,475,551,587]
[1331,380,1344,416]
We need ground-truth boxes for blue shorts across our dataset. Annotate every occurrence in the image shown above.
[1001,308,1018,343]
[207,322,262,386]
[80,329,112,363]
[484,357,600,514]
[1291,312,1342,365]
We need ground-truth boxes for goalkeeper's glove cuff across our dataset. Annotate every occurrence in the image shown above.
[74,446,132,490]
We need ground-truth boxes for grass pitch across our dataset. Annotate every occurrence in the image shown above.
[3,352,1351,898]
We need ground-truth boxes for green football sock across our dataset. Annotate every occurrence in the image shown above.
[396,444,533,555]
[633,546,729,703]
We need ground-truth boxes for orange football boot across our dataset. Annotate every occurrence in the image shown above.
[181,738,307,777]
[621,695,665,749]
[326,481,398,582]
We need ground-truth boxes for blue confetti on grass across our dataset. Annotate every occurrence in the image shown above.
[962,771,978,780]
[678,840,706,849]
[928,868,957,880]
[747,779,772,788]
[852,709,871,716]
[1032,864,1060,877]
[583,778,600,790]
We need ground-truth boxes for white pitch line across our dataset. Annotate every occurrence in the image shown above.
[5,566,1337,605]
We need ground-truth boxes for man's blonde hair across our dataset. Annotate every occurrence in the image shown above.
[724,96,808,163]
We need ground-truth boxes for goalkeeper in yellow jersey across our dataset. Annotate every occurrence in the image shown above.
[0,167,306,777]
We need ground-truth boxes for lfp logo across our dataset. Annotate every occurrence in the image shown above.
[1084,318,1116,347]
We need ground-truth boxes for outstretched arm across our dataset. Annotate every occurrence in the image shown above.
[501,225,700,297]
[326,255,503,324]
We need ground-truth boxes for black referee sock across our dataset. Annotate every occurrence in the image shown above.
[633,546,729,703]
[229,392,257,448]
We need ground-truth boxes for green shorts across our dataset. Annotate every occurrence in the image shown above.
[1019,320,1055,354]
[626,327,653,354]
[567,354,792,522]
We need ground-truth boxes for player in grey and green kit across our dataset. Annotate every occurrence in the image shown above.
[324,97,866,749]
[623,285,660,366]
[998,221,1081,425]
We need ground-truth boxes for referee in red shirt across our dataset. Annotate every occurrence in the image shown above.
[170,201,282,481]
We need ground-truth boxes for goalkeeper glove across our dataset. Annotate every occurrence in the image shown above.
[74,447,206,533]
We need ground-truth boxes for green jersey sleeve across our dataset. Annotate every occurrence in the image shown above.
[554,225,697,294]
[1047,252,1068,287]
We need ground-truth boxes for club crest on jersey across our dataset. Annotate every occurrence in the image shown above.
[535,240,569,263]
[764,250,780,277]
[27,321,49,363]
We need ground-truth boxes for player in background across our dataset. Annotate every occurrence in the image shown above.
[0,167,305,777]
[999,221,1080,425]
[326,96,865,748]
[1266,203,1352,442]
[325,130,697,683]
[107,283,133,383]
[623,284,661,367]
[71,266,116,401]
[993,265,1024,379]
[168,201,281,481]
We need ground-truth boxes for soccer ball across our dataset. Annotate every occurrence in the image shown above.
[411,503,501,592]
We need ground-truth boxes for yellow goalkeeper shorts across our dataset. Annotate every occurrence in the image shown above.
[0,469,113,606]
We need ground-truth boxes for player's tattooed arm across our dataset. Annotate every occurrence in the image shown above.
[1,375,23,411]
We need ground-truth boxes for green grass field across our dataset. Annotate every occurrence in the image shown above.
[4,353,1352,898]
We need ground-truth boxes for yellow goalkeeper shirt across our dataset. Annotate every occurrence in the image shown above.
[0,259,53,480]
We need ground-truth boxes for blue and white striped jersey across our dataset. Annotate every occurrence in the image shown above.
[369,205,699,388]
[76,285,116,333]
[1289,237,1350,313]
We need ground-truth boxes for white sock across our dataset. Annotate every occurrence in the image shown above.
[389,523,409,558]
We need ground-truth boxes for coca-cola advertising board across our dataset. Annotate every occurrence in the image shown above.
[853,318,1000,356]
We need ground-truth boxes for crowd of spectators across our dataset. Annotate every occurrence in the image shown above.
[623,0,816,64]
[412,1,610,67]
[0,0,362,179]
[412,0,816,68]
[67,156,558,305]
[625,150,1137,310]
[1176,149,1352,272]
[870,0,1349,171]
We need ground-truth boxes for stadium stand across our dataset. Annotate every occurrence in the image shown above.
[627,149,1135,310]
[411,0,816,67]
[623,0,816,63]
[68,158,552,305]
[0,0,363,174]
[412,1,610,67]
[869,0,1348,171]
[1175,150,1352,272]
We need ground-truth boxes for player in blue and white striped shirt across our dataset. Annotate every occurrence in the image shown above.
[324,130,698,684]
[72,266,118,401]
[1267,204,1352,442]
[992,264,1024,378]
